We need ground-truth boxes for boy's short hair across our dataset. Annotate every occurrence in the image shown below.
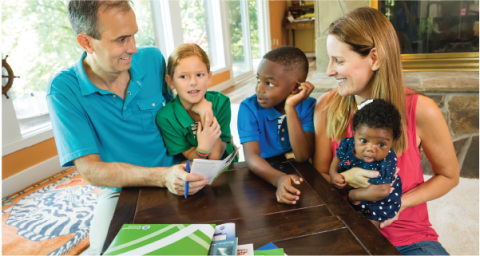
[167,43,210,78]
[263,46,309,80]
[352,99,402,140]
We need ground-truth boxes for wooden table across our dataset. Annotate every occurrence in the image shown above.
[102,156,401,255]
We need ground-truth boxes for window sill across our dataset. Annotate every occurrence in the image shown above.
[2,126,53,156]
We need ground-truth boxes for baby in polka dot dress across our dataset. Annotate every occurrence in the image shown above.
[329,99,402,229]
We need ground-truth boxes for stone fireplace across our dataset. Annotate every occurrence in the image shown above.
[310,0,479,178]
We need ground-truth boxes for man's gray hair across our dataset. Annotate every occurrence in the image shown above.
[67,0,133,39]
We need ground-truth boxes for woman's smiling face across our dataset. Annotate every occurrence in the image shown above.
[326,35,376,100]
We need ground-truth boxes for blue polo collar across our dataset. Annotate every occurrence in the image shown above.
[255,100,284,121]
[74,51,146,96]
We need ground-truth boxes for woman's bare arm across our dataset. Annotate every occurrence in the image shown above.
[402,95,459,209]
[313,93,334,182]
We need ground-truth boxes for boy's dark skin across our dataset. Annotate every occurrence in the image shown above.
[329,125,395,228]
[242,59,315,205]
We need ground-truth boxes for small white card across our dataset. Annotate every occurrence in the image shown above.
[237,244,254,256]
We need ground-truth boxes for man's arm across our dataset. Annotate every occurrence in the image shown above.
[243,141,303,204]
[74,154,209,195]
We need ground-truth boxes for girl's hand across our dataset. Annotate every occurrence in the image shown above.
[275,175,303,204]
[330,173,347,189]
[341,167,380,188]
[196,115,221,153]
[191,98,213,125]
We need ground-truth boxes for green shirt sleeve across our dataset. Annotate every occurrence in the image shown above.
[156,108,192,156]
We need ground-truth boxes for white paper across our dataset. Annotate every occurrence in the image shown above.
[191,147,240,185]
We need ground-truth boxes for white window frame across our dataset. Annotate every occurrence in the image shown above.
[3,0,271,156]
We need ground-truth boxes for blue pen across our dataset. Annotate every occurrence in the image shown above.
[184,160,190,198]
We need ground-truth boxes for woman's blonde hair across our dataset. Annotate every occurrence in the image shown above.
[325,7,407,154]
[167,43,210,78]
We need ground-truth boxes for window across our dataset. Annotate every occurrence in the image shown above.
[2,0,155,154]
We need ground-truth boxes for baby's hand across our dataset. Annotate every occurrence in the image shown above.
[196,115,221,153]
[331,173,347,189]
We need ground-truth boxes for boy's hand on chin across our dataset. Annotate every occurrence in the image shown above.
[285,81,315,109]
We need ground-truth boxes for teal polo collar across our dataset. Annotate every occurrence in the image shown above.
[74,51,146,96]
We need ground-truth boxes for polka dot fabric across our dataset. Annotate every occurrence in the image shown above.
[336,137,403,221]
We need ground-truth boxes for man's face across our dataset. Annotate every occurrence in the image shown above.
[353,124,394,163]
[255,59,298,112]
[90,7,138,73]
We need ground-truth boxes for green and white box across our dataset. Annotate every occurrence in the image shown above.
[104,224,216,255]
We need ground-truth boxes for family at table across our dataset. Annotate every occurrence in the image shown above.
[46,1,459,255]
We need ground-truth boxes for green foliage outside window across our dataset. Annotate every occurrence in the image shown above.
[2,0,154,99]
[228,0,260,61]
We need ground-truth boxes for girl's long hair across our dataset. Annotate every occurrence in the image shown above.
[325,7,407,154]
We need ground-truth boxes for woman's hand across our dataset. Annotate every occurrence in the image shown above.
[275,175,303,204]
[340,167,380,188]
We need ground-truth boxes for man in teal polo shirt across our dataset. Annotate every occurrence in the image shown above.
[46,1,209,254]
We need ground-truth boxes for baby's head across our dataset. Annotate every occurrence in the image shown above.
[166,43,212,107]
[256,46,308,109]
[352,99,402,162]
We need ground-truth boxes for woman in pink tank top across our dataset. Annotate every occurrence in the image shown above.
[313,8,459,255]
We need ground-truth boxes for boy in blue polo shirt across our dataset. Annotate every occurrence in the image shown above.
[237,46,315,205]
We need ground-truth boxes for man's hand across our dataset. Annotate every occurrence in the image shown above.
[275,174,303,204]
[330,172,347,189]
[285,81,315,109]
[191,98,213,125]
[341,167,380,188]
[164,164,209,195]
[196,115,221,153]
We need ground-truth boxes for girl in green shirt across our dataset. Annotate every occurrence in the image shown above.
[156,43,237,162]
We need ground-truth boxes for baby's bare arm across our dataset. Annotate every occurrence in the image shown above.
[348,183,391,202]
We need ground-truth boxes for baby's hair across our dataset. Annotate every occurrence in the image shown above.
[167,43,210,78]
[263,46,308,80]
[352,99,402,141]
